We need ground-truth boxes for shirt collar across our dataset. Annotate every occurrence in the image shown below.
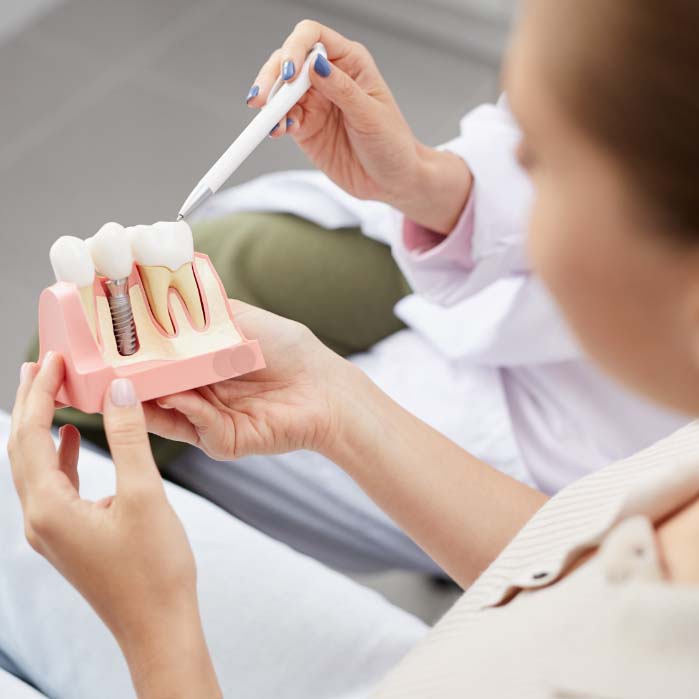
[482,423,699,607]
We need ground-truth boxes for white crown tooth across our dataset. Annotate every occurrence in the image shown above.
[132,220,203,334]
[153,220,194,271]
[88,222,134,280]
[130,221,194,271]
[125,224,148,246]
[49,236,96,288]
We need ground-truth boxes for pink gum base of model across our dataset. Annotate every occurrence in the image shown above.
[38,253,265,414]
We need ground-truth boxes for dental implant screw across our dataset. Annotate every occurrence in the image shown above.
[105,278,139,356]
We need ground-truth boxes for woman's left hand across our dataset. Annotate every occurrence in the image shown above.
[142,300,355,463]
[8,352,221,699]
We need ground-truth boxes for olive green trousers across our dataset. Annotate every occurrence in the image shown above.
[29,213,410,465]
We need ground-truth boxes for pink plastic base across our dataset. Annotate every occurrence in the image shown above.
[38,254,265,414]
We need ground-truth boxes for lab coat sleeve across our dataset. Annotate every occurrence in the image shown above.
[392,96,532,306]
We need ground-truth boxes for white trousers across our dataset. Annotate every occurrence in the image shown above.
[0,413,426,699]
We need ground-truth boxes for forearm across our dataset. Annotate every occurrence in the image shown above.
[389,145,473,235]
[324,365,548,588]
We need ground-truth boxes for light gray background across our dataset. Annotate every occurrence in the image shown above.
[0,0,511,621]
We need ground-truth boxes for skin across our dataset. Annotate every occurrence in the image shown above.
[8,6,699,696]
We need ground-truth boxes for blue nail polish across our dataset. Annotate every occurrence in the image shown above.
[314,53,331,77]
[246,84,259,102]
[282,60,295,81]
[286,117,293,128]
[269,124,280,135]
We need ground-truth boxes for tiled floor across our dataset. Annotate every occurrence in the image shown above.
[0,0,501,622]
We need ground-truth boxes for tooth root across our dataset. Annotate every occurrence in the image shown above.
[78,285,98,341]
[171,263,206,330]
[138,266,175,335]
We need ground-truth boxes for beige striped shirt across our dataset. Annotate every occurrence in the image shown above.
[375,421,699,698]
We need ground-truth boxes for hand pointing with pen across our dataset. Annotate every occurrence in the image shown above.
[247,20,472,234]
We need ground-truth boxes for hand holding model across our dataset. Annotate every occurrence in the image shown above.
[248,20,472,233]
[145,300,350,460]
[8,354,222,699]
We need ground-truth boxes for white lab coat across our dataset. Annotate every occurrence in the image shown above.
[195,98,687,494]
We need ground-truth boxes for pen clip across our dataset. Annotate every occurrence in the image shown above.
[265,42,327,106]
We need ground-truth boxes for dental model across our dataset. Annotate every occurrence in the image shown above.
[128,221,206,335]
[38,220,264,413]
[49,236,97,340]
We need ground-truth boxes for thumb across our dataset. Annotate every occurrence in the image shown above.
[309,52,377,127]
[103,379,163,499]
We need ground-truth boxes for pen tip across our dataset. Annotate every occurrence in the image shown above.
[176,213,184,221]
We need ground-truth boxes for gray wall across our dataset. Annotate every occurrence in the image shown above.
[301,0,515,63]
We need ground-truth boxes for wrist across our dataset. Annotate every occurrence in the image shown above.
[118,601,221,699]
[317,360,386,468]
[390,145,472,234]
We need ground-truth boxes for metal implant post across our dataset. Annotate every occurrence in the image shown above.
[105,278,139,356]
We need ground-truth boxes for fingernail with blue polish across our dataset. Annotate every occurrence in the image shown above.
[286,117,293,128]
[282,60,295,81]
[246,84,259,103]
[314,54,331,77]
[269,123,280,136]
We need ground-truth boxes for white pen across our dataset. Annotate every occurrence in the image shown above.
[177,42,327,221]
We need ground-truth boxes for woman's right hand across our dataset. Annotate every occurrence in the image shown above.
[247,20,472,233]
[9,354,221,699]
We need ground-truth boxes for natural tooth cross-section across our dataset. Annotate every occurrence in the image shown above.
[128,221,205,335]
[49,235,97,339]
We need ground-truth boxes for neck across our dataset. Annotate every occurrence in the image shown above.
[656,496,699,583]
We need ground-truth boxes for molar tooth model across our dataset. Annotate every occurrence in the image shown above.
[128,221,205,335]
[40,220,265,414]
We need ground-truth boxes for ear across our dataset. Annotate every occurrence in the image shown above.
[687,274,699,357]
